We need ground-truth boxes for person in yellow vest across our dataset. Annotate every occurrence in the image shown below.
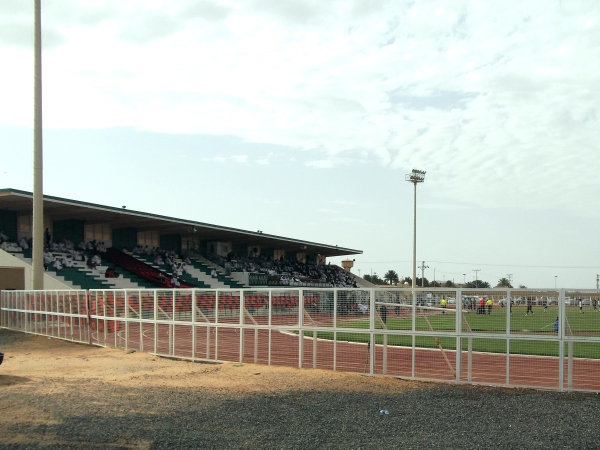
[486,298,493,315]
[440,297,447,314]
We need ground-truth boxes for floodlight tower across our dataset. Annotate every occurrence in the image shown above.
[406,169,426,289]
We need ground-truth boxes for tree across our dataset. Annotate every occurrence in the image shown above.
[444,280,455,288]
[364,274,383,285]
[415,277,429,287]
[384,270,399,285]
[496,278,513,288]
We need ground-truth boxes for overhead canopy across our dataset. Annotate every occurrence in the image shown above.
[0,188,362,258]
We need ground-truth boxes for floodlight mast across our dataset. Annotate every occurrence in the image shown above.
[406,169,426,289]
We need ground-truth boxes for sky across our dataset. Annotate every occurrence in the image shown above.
[1,0,599,290]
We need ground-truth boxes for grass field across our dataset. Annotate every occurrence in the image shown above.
[314,306,600,358]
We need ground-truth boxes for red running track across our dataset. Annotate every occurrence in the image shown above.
[89,317,600,392]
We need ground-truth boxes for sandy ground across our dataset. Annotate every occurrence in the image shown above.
[1,329,599,449]
[0,330,416,449]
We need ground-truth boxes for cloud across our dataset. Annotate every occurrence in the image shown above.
[1,0,599,219]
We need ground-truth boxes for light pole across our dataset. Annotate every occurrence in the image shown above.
[32,0,44,290]
[554,276,557,289]
[463,274,466,285]
[420,261,429,287]
[473,269,480,288]
[406,169,426,289]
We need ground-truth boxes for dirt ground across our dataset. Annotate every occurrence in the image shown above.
[0,330,416,449]
[1,329,599,449]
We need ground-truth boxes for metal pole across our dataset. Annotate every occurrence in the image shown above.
[412,183,417,289]
[32,0,44,290]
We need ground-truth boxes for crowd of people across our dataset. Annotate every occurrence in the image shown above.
[204,252,358,288]
[129,245,191,287]
[2,232,360,288]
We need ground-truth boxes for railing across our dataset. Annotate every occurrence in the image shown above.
[2,288,599,392]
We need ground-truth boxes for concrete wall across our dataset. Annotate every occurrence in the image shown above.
[0,249,71,290]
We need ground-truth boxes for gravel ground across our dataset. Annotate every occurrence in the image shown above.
[1,329,599,449]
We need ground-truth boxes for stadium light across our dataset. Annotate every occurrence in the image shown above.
[406,169,426,289]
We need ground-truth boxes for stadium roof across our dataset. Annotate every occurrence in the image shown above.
[0,188,362,258]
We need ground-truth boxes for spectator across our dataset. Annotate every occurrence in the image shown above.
[18,237,29,250]
[91,254,101,267]
[52,258,63,271]
[105,266,120,278]
[61,256,74,268]
[86,256,97,270]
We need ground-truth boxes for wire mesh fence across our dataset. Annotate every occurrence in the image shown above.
[2,287,599,392]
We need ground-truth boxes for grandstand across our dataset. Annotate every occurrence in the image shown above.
[0,188,364,291]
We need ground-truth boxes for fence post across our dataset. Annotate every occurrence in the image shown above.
[268,289,272,366]
[298,289,304,369]
[191,289,196,361]
[239,290,245,364]
[411,287,416,379]
[333,289,337,372]
[558,288,565,391]
[369,289,375,375]
[215,290,219,361]
[455,288,462,383]
[506,289,511,386]
[153,290,158,355]
[124,290,129,351]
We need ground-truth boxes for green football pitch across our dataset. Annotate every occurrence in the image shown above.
[313,306,600,358]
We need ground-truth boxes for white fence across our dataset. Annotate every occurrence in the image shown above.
[2,288,599,392]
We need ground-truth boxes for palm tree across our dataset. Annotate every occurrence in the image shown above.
[384,270,399,285]
[496,277,513,288]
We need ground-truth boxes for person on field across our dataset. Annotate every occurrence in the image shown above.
[380,306,387,324]
[478,297,486,314]
[579,298,584,314]
[554,317,559,333]
[440,297,447,314]
[526,297,533,315]
[486,298,493,315]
